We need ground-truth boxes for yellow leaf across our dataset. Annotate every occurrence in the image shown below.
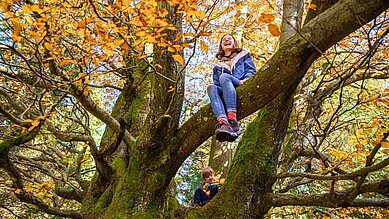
[44,42,54,51]
[268,23,281,36]
[14,189,22,194]
[21,5,32,14]
[123,0,130,6]
[25,187,33,193]
[36,191,45,197]
[196,10,205,20]
[116,39,125,46]
[103,47,113,55]
[30,5,43,14]
[24,119,33,123]
[200,40,208,52]
[172,54,184,65]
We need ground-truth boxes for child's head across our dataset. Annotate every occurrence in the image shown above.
[216,34,242,59]
[201,166,215,183]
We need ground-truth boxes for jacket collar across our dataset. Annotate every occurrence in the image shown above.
[215,50,249,71]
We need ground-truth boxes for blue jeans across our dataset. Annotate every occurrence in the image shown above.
[193,185,220,206]
[207,74,240,119]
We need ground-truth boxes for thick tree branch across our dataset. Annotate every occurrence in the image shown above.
[15,193,82,219]
[54,186,83,203]
[272,193,389,208]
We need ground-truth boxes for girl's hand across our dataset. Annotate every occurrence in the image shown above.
[240,79,248,85]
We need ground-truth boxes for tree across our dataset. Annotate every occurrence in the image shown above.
[0,0,388,218]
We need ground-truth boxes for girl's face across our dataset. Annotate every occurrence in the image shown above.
[205,174,215,183]
[221,35,235,52]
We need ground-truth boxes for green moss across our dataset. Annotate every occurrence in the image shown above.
[163,192,186,219]
[106,158,140,214]
[111,158,126,176]
[131,212,156,219]
[233,109,270,167]
[125,78,151,122]
[187,207,208,219]
[148,171,166,192]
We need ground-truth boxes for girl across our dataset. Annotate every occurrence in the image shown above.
[207,34,256,142]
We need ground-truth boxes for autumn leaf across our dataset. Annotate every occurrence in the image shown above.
[307,4,318,11]
[381,141,389,148]
[21,5,32,14]
[24,119,33,124]
[258,13,275,23]
[31,119,40,128]
[172,54,184,65]
[200,40,208,52]
[44,42,54,51]
[268,23,281,36]
[13,22,22,42]
[59,59,75,66]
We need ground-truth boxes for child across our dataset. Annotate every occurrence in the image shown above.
[193,166,225,206]
[207,34,257,142]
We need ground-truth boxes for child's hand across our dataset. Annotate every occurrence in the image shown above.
[240,79,248,85]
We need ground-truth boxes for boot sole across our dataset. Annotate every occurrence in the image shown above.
[215,130,238,142]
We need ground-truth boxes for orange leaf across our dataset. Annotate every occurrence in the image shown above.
[307,4,317,11]
[31,119,40,127]
[382,141,389,148]
[44,42,54,51]
[78,19,87,28]
[13,22,22,42]
[268,23,281,36]
[59,59,75,66]
[172,54,184,65]
[258,13,275,23]
[200,40,208,52]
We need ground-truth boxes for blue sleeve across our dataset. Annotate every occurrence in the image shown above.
[243,54,256,79]
[212,67,220,86]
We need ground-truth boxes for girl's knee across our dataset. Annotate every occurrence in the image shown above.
[219,74,232,85]
[207,84,216,94]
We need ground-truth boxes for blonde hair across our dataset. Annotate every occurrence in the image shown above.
[201,166,215,181]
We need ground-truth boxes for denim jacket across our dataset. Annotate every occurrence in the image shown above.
[212,50,256,86]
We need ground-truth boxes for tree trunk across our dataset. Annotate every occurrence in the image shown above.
[209,138,234,178]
